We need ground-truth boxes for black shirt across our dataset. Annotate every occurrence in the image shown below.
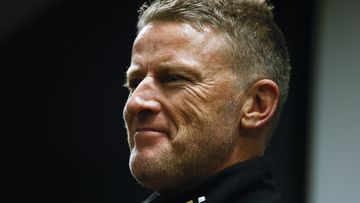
[143,157,281,203]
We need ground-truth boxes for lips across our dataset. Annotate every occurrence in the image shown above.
[132,126,169,148]
[135,127,167,134]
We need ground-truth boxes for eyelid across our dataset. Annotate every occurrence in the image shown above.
[125,67,145,90]
[159,72,194,85]
[165,73,187,81]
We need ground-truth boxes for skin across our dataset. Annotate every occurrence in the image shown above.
[123,21,279,193]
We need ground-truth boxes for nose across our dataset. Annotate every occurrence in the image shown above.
[124,77,162,119]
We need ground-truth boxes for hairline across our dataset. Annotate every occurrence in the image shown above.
[137,18,252,90]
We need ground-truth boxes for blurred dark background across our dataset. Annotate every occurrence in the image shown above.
[3,0,314,202]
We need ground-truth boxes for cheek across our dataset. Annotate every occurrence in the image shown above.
[173,88,211,125]
[171,85,234,127]
[123,101,136,149]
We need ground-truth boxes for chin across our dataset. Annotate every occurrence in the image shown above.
[130,162,179,191]
[129,148,187,191]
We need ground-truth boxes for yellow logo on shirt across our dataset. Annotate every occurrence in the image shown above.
[185,196,206,203]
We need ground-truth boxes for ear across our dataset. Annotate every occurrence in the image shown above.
[241,79,279,129]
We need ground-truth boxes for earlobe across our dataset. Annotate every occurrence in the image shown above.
[241,79,279,129]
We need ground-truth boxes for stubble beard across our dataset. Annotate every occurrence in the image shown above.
[128,116,238,192]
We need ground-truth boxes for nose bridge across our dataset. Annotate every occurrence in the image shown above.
[133,75,157,99]
[125,76,161,116]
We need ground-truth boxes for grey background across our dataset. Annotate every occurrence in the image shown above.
[308,0,360,202]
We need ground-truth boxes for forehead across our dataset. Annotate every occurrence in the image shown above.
[134,22,212,50]
[134,22,195,51]
[131,21,230,67]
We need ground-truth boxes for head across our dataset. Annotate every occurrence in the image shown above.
[123,0,290,192]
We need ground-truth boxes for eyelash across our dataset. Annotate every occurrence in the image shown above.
[127,74,188,90]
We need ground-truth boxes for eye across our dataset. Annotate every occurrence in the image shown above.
[127,78,143,90]
[162,74,187,83]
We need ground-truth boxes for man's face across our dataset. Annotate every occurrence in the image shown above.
[123,22,244,191]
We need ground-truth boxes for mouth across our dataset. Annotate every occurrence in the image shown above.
[134,127,168,138]
[132,126,169,148]
[134,124,169,134]
[138,126,167,132]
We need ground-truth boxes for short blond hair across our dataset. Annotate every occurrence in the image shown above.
[137,0,291,132]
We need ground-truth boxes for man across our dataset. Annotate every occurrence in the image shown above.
[123,0,290,202]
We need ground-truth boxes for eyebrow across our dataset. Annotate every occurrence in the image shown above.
[157,62,201,78]
[124,61,202,86]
